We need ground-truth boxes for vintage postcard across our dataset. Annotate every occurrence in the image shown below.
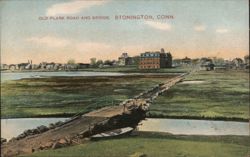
[1,0,249,157]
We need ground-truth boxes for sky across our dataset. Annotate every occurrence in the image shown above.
[1,0,249,64]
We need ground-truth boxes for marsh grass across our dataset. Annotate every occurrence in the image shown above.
[150,70,249,121]
[1,75,174,118]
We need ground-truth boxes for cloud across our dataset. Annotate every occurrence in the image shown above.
[26,35,114,62]
[27,36,70,48]
[145,21,171,31]
[194,25,206,31]
[216,28,229,33]
[27,36,111,53]
[46,0,108,16]
[76,42,111,53]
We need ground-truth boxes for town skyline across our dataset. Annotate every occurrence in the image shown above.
[1,0,249,64]
[1,50,249,65]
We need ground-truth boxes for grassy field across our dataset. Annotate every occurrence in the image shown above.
[1,74,175,118]
[20,132,249,157]
[149,70,249,121]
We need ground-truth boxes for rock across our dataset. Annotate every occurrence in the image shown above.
[9,137,17,142]
[17,133,26,140]
[77,134,84,139]
[58,138,67,145]
[31,128,39,134]
[55,121,63,126]
[52,141,63,149]
[51,138,70,149]
[64,137,72,144]
[44,141,54,148]
[23,129,32,135]
[48,123,55,129]
[38,145,44,150]
[37,125,49,133]
[1,138,7,144]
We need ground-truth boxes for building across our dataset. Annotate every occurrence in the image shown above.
[118,53,132,66]
[172,59,182,67]
[77,63,90,69]
[45,62,56,70]
[244,55,249,64]
[18,60,32,70]
[244,55,249,69]
[200,62,215,71]
[31,64,40,70]
[9,64,17,71]
[139,48,172,69]
[232,58,244,69]
[39,62,47,69]
[181,57,192,65]
[199,58,214,71]
[0,64,9,70]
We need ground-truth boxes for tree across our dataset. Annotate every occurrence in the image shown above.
[67,59,77,70]
[104,60,113,66]
[96,60,103,66]
[67,59,76,65]
[131,56,140,65]
[90,58,97,66]
[212,57,225,65]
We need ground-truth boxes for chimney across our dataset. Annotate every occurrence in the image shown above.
[161,48,165,53]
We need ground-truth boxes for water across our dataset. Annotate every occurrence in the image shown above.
[0,71,126,82]
[1,118,248,141]
[1,118,68,140]
[138,118,249,136]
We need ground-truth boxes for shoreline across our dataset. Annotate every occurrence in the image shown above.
[0,67,189,74]
[3,131,248,157]
[1,114,248,122]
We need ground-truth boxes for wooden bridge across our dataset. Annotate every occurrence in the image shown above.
[1,74,186,157]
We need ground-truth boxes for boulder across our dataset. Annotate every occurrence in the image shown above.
[51,138,70,149]
[16,133,26,140]
[58,138,67,145]
[37,125,49,133]
[9,137,17,143]
[48,123,55,129]
[55,121,63,126]
[44,141,54,148]
[31,128,39,134]
[64,137,72,144]
[52,141,63,149]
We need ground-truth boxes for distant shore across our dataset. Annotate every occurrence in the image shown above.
[0,66,191,74]
[1,113,248,122]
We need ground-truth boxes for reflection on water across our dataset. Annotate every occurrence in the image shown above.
[1,71,126,82]
[139,118,249,136]
[1,118,68,140]
[1,118,249,141]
